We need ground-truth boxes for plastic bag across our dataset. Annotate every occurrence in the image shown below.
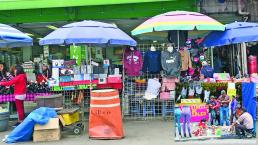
[5,107,57,143]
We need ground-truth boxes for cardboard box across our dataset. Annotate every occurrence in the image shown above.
[33,118,61,142]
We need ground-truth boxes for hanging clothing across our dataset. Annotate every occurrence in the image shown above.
[143,79,161,100]
[123,48,143,76]
[142,50,162,74]
[195,86,203,95]
[175,107,182,135]
[161,50,181,77]
[181,87,187,97]
[201,65,214,78]
[181,106,191,137]
[180,49,192,71]
[203,90,210,103]
[188,87,195,97]
[161,77,178,91]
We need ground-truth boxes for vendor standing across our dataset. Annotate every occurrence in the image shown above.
[230,108,254,138]
[230,95,239,123]
[0,65,27,126]
[217,90,230,126]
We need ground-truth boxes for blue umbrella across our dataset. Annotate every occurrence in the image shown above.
[202,22,258,47]
[0,23,33,48]
[39,20,136,46]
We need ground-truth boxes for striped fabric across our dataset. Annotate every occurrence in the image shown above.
[0,23,33,48]
[0,93,51,103]
[131,11,225,36]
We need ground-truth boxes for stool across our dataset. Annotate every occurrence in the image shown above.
[143,99,156,117]
[162,100,174,118]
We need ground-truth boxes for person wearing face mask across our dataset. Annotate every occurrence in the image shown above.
[0,65,27,126]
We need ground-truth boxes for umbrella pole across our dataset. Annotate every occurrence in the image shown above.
[211,47,214,68]
[177,30,180,49]
[242,43,248,76]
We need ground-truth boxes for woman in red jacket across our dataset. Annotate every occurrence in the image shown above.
[0,65,27,125]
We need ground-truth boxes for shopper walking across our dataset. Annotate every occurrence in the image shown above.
[218,90,230,126]
[0,65,27,126]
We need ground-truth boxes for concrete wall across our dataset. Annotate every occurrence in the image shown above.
[198,0,258,22]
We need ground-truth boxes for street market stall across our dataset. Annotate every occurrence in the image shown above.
[39,20,136,139]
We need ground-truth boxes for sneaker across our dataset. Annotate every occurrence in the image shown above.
[12,122,20,128]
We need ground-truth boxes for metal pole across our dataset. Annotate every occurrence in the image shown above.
[211,47,214,68]
[242,43,248,76]
[177,30,179,49]
[232,45,235,75]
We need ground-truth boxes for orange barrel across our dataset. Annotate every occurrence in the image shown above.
[89,89,124,139]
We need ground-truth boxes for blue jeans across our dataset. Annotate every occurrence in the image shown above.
[174,108,181,135]
[220,106,230,126]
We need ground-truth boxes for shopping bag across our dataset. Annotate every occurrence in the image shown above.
[89,89,124,139]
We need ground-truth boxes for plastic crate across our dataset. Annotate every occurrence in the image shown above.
[58,109,79,125]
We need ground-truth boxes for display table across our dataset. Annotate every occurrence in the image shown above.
[0,93,52,103]
[96,83,123,90]
[57,80,122,90]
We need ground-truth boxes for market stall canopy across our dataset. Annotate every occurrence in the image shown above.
[39,20,137,47]
[131,11,225,37]
[0,23,33,48]
[202,22,258,47]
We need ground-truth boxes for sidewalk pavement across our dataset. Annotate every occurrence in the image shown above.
[0,120,256,145]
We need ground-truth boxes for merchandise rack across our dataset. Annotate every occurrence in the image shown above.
[122,44,175,120]
[51,89,91,121]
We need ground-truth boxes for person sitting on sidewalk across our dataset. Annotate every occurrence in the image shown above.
[230,108,255,138]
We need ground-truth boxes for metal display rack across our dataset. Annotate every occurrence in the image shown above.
[122,44,175,120]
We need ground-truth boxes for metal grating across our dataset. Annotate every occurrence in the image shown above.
[122,44,175,120]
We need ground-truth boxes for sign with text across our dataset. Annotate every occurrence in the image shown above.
[179,104,209,122]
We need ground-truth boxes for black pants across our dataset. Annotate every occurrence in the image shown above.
[235,124,253,136]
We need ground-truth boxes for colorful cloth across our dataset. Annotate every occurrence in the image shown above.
[0,93,51,103]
